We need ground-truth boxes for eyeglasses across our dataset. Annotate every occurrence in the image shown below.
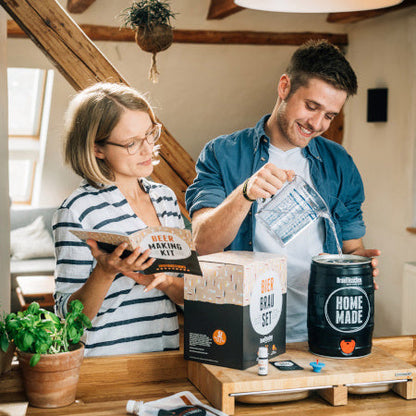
[103,123,162,155]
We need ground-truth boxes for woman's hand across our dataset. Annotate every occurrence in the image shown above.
[87,239,183,304]
[86,239,155,280]
[130,272,184,305]
[131,272,172,292]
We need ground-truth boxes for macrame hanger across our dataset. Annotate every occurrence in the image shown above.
[149,52,160,83]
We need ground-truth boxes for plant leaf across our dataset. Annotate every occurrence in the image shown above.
[68,326,78,340]
[0,332,9,353]
[30,353,40,367]
[69,299,83,314]
[21,331,35,351]
[36,341,49,354]
[71,334,81,344]
[81,314,92,328]
[26,302,40,315]
[39,320,57,332]
[45,311,61,326]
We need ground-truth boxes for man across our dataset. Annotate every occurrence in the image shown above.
[185,40,380,343]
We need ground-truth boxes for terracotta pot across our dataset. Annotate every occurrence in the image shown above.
[135,23,173,53]
[0,342,15,374]
[17,343,84,408]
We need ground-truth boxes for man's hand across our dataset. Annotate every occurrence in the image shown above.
[348,247,381,290]
[244,163,295,201]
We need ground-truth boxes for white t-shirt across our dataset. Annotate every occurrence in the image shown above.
[253,144,324,342]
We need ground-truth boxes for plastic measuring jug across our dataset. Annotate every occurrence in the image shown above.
[255,175,329,246]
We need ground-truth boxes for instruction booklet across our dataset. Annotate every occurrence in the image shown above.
[70,226,202,276]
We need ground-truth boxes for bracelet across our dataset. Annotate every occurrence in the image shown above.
[242,178,256,202]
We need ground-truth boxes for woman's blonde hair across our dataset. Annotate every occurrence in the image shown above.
[64,82,158,188]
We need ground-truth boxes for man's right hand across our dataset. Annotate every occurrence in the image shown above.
[191,164,295,255]
[244,163,295,201]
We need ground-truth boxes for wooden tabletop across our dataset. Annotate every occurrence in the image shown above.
[1,336,416,415]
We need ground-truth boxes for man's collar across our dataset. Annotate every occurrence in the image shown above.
[254,114,322,161]
[254,114,271,151]
[303,137,322,161]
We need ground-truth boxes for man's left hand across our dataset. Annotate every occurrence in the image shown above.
[349,248,381,289]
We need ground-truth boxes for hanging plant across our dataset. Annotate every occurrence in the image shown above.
[121,0,176,83]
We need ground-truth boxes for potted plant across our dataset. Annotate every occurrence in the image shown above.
[5,300,91,408]
[121,0,176,82]
[0,312,14,375]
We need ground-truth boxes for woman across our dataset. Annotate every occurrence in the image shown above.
[53,82,184,357]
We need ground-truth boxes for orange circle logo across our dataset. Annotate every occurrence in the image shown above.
[212,329,227,346]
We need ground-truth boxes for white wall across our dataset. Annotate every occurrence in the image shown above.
[6,0,346,206]
[0,9,10,313]
[345,7,416,336]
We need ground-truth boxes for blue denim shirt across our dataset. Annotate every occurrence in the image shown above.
[186,115,366,253]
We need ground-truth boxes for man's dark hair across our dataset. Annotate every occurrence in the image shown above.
[285,39,357,97]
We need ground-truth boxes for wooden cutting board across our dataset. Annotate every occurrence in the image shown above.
[188,342,416,415]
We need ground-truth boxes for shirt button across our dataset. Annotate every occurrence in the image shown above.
[263,138,267,143]
[248,241,252,245]
[248,210,252,215]
[261,157,266,162]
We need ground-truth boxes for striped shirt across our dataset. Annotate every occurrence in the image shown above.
[53,178,184,357]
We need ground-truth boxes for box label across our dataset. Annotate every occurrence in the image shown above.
[184,295,286,369]
[250,273,283,335]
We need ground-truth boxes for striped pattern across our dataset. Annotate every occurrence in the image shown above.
[53,178,184,357]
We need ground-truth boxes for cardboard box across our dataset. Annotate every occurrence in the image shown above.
[184,251,287,370]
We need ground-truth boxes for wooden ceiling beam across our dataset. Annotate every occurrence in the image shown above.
[1,0,195,217]
[173,30,348,46]
[2,2,126,90]
[7,21,348,47]
[327,0,416,23]
[207,0,243,19]
[67,0,96,14]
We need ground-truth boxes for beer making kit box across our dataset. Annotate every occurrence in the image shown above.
[184,251,287,370]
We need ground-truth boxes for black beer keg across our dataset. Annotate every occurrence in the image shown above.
[308,254,374,358]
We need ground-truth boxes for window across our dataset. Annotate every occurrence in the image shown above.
[8,68,53,205]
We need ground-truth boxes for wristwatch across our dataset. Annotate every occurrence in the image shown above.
[242,178,256,202]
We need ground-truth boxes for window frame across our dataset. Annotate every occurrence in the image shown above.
[8,67,54,206]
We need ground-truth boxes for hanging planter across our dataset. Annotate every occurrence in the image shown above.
[122,1,176,83]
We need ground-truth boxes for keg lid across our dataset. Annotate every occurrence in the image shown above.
[312,254,371,265]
